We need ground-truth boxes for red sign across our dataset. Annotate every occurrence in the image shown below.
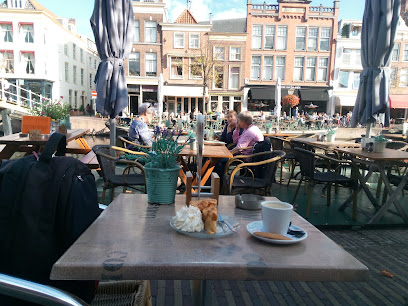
[91,90,97,98]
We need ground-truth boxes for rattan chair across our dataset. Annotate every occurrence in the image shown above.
[223,150,285,195]
[269,136,295,185]
[292,147,357,219]
[386,141,408,151]
[93,146,146,203]
[118,136,152,151]
[0,273,152,306]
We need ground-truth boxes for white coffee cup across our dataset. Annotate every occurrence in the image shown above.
[261,201,293,235]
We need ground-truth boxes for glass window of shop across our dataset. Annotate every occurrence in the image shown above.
[211,96,218,112]
[184,98,189,113]
[222,96,230,113]
[234,96,242,113]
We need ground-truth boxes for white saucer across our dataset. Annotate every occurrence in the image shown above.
[246,221,307,245]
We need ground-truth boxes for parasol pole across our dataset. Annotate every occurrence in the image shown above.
[365,123,372,138]
[110,118,116,146]
[196,114,204,199]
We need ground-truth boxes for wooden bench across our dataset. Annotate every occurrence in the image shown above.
[80,151,100,170]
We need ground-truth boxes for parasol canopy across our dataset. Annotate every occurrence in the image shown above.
[90,0,134,145]
[351,0,401,132]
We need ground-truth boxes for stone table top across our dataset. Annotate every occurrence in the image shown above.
[51,194,369,282]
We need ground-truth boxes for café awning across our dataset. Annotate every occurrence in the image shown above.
[300,88,329,101]
[248,87,274,100]
[389,95,408,109]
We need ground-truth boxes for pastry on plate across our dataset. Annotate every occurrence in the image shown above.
[190,198,218,234]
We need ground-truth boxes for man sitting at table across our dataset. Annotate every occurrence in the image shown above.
[232,111,264,156]
[128,103,154,146]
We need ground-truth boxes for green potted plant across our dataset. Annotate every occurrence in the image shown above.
[31,97,72,133]
[327,127,336,142]
[140,127,188,204]
[188,131,197,151]
[373,135,388,152]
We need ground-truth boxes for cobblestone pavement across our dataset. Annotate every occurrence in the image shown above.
[150,228,408,306]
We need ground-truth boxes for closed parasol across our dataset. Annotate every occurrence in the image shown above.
[90,0,134,145]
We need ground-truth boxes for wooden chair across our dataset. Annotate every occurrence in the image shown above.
[291,147,357,219]
[222,150,285,195]
[93,146,146,204]
[118,135,152,151]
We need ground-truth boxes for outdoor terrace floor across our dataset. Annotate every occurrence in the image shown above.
[93,164,408,305]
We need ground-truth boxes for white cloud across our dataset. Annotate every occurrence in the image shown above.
[213,8,246,20]
[189,1,211,21]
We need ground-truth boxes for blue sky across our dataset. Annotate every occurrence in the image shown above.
[36,0,365,40]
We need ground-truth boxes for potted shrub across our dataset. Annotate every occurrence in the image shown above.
[140,127,189,204]
[265,121,272,134]
[31,97,72,134]
[373,135,388,152]
[327,127,336,142]
[282,95,300,118]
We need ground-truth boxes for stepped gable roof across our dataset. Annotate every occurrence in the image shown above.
[174,9,198,24]
[199,18,247,33]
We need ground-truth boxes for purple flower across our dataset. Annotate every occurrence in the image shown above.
[41,111,44,115]
[42,98,45,101]
[60,96,63,99]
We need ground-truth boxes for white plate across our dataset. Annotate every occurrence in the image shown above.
[246,221,307,245]
[170,214,240,239]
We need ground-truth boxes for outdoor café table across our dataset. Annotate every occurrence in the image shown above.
[263,130,318,138]
[0,129,91,161]
[292,137,361,150]
[381,133,407,140]
[50,194,369,305]
[336,147,408,224]
[178,143,233,187]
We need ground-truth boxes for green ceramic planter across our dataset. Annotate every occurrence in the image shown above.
[144,166,180,204]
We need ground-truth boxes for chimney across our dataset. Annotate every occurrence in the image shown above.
[209,13,213,25]
[334,0,340,9]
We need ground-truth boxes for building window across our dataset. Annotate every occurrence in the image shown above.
[80,68,84,85]
[214,66,224,89]
[21,24,34,43]
[21,52,35,74]
[392,43,400,61]
[265,25,275,50]
[263,56,273,81]
[318,57,329,82]
[250,55,261,80]
[145,52,157,76]
[391,67,398,87]
[69,89,72,105]
[1,23,13,42]
[400,69,408,86]
[72,44,76,60]
[294,57,304,81]
[339,71,349,88]
[308,27,318,51]
[189,58,202,79]
[222,96,230,113]
[353,71,360,89]
[0,51,14,73]
[229,67,240,89]
[214,46,224,60]
[403,44,408,61]
[80,49,84,63]
[128,52,140,76]
[170,56,183,79]
[189,33,199,49]
[73,65,77,84]
[342,48,361,67]
[134,20,140,42]
[94,59,97,69]
[276,26,287,50]
[234,96,242,113]
[89,73,93,88]
[64,62,69,82]
[89,56,91,67]
[74,91,78,108]
[64,44,69,56]
[306,57,316,81]
[252,25,262,49]
[275,56,285,80]
[295,27,306,51]
[145,21,157,43]
[174,33,184,48]
[320,28,331,51]
[230,47,241,60]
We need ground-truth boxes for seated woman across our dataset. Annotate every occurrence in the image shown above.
[128,103,154,146]
[232,111,264,156]
[219,110,241,144]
